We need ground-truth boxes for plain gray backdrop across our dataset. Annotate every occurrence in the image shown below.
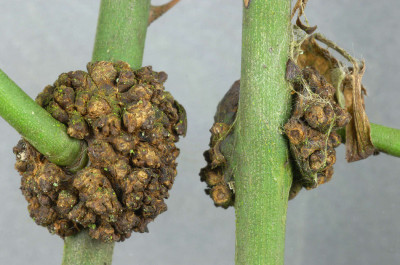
[0,1,399,264]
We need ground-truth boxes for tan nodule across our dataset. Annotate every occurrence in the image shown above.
[210,184,232,207]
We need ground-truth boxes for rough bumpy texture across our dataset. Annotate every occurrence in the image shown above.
[285,63,351,199]
[13,61,186,242]
[200,64,351,207]
[199,81,239,208]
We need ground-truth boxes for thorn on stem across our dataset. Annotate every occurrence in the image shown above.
[148,0,180,25]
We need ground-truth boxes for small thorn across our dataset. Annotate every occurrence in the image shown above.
[148,0,180,25]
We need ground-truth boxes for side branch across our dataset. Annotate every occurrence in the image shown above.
[370,123,400,157]
[336,123,400,157]
[0,69,84,168]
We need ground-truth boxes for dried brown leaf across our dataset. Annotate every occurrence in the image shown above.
[215,80,240,124]
[297,37,340,84]
[343,63,375,162]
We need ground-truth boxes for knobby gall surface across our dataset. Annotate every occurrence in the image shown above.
[14,61,186,242]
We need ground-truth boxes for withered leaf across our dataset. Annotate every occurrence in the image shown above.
[215,80,240,124]
[297,37,340,84]
[343,63,375,162]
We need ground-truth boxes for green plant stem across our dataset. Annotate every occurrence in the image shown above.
[233,1,292,264]
[370,123,400,157]
[92,0,151,69]
[337,123,400,157]
[62,1,151,264]
[62,230,114,265]
[0,69,84,167]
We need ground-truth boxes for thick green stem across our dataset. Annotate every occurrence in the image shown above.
[92,0,151,69]
[63,1,151,264]
[233,1,292,264]
[62,230,114,265]
[0,69,84,167]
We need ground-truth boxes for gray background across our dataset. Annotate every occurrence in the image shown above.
[0,0,399,264]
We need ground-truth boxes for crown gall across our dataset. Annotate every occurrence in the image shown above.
[201,58,351,206]
[284,62,351,197]
[201,62,351,204]
[199,81,239,209]
[14,61,186,242]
